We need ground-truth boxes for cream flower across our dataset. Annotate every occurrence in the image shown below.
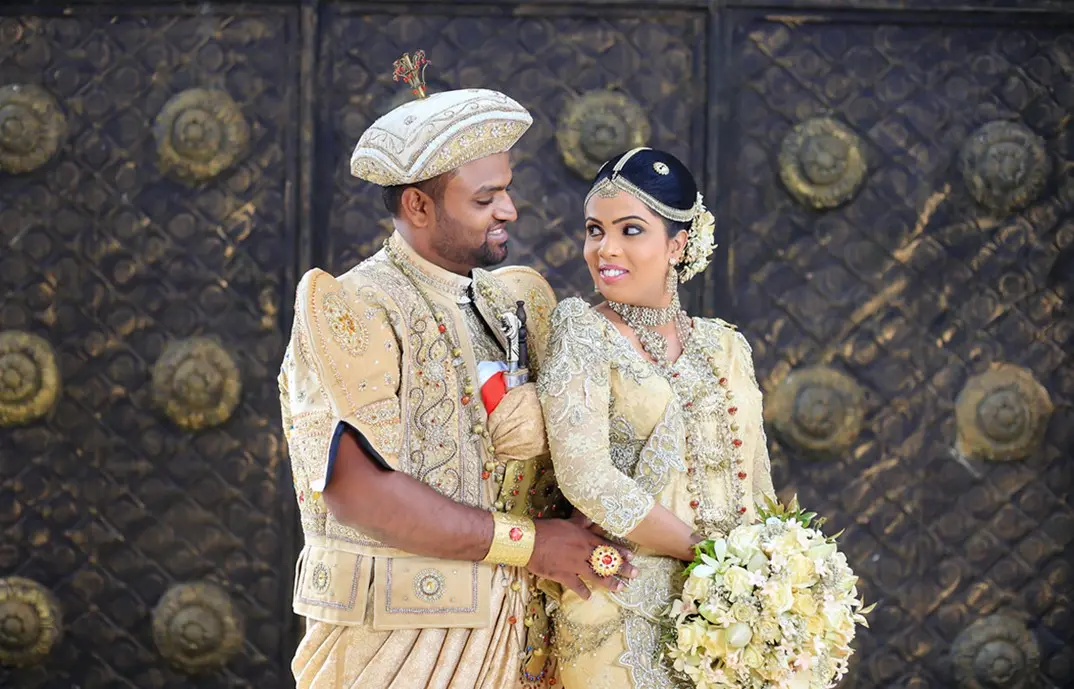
[764,580,795,613]
[792,592,818,617]
[724,566,753,600]
[731,600,758,623]
[787,554,817,588]
[728,523,764,560]
[726,622,753,649]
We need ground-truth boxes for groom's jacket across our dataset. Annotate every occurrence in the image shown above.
[279,233,558,630]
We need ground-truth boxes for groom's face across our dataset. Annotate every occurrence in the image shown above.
[429,153,517,272]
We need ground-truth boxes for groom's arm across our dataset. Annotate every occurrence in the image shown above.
[324,426,494,561]
[324,426,637,600]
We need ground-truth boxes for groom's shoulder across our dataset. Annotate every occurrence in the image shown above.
[293,254,399,318]
[488,265,556,307]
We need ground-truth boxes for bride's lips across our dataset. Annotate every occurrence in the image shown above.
[598,264,629,283]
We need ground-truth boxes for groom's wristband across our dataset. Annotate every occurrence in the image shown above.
[482,512,536,567]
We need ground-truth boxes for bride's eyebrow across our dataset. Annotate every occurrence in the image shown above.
[612,215,648,225]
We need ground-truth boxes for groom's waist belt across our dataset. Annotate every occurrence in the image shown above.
[292,535,494,629]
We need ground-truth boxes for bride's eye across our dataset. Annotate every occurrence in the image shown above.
[586,225,603,238]
[623,225,643,236]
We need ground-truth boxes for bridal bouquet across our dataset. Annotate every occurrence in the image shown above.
[665,497,874,689]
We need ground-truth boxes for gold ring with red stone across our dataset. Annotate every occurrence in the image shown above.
[588,545,623,578]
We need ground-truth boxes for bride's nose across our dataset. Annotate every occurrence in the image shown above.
[597,234,622,259]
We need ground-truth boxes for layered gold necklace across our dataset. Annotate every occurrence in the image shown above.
[607,293,750,537]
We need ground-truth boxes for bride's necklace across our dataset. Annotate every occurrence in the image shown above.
[607,292,692,368]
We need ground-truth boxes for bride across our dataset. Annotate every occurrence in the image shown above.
[536,147,777,688]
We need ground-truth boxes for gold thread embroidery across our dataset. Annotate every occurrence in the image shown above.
[322,291,368,357]
[413,568,446,602]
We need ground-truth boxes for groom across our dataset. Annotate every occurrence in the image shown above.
[279,52,634,688]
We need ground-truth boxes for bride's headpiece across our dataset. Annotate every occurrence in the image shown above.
[584,147,716,282]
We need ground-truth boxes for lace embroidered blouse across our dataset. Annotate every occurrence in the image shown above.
[537,297,775,542]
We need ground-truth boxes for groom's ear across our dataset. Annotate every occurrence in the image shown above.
[399,186,435,228]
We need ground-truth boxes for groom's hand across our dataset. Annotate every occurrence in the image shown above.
[527,518,637,601]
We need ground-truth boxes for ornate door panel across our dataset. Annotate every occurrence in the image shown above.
[717,7,1073,689]
[314,3,708,300]
[0,6,299,687]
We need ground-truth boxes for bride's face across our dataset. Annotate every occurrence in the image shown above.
[583,190,686,306]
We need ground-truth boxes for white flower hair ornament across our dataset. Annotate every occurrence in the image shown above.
[677,192,717,282]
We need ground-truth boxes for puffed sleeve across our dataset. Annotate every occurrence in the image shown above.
[733,331,776,503]
[536,298,655,538]
[282,268,404,496]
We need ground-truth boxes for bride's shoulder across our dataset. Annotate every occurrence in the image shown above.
[551,296,602,323]
[549,297,608,339]
[694,316,753,354]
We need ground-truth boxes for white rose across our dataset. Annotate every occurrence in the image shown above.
[723,566,753,600]
[731,600,757,623]
[764,581,795,613]
[683,574,712,601]
[701,628,729,657]
[754,615,781,643]
[728,524,764,560]
[726,621,753,648]
[742,643,765,669]
[677,620,706,652]
[787,554,817,589]
[747,552,770,573]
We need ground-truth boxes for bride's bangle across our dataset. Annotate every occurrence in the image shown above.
[483,512,536,567]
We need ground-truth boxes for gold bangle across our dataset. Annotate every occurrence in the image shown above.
[482,512,535,567]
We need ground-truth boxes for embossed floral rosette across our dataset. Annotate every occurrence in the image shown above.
[664,496,873,689]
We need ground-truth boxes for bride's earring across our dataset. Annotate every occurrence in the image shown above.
[665,258,679,294]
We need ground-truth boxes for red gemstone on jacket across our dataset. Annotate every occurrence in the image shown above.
[732,439,743,447]
[509,527,523,541]
[738,471,747,479]
[438,324,447,333]
[728,407,738,415]
[739,506,747,514]
[690,500,699,508]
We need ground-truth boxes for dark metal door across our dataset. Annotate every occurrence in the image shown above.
[4,1,1071,688]
[1,5,301,687]
[713,4,1073,689]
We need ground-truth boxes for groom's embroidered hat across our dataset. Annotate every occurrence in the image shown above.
[350,50,532,186]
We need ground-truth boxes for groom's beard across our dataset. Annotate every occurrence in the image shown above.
[432,209,509,270]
